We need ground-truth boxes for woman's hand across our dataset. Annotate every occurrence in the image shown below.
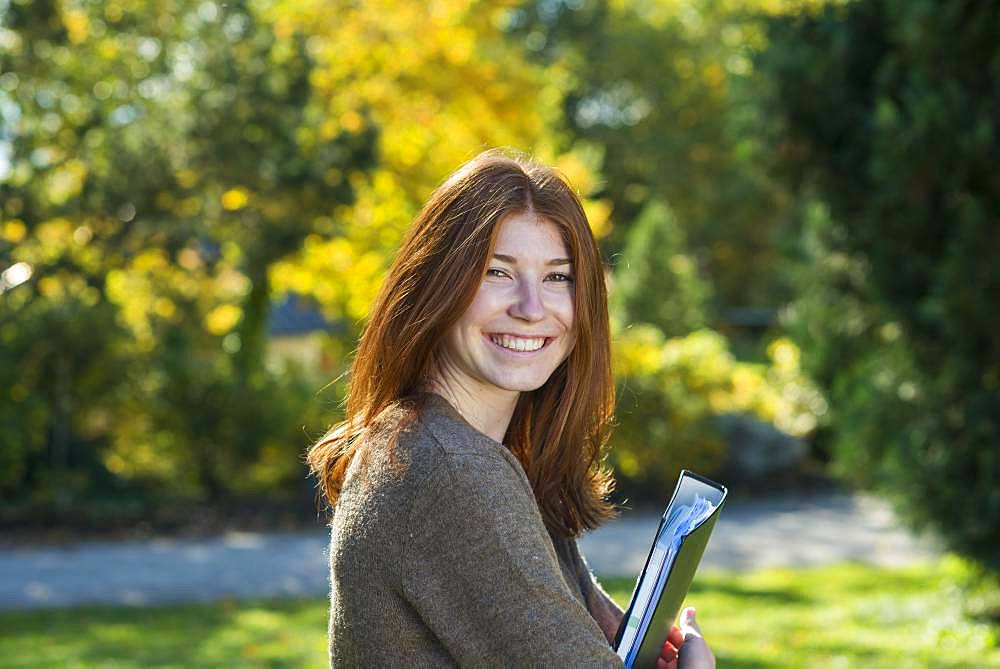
[654,607,715,669]
[654,623,684,669]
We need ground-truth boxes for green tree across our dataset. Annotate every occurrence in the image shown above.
[760,0,1000,570]
[264,0,615,326]
[0,0,374,505]
[508,0,803,312]
[612,199,711,338]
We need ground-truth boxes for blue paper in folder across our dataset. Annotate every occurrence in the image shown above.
[612,470,727,668]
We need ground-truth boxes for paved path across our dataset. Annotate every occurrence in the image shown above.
[579,492,940,577]
[0,492,941,611]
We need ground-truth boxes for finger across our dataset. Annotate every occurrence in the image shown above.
[668,624,685,648]
[655,657,677,669]
[680,607,704,640]
[678,638,715,668]
[660,640,678,664]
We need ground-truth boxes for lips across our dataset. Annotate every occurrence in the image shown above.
[486,333,554,353]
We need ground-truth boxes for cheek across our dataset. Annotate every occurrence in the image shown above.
[463,285,505,324]
[438,325,464,362]
[448,289,499,351]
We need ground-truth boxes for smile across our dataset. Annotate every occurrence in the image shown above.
[486,333,552,353]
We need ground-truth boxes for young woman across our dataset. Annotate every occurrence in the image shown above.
[308,148,715,668]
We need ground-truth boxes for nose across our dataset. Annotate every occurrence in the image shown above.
[508,279,546,323]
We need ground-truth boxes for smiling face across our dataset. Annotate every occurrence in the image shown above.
[435,211,576,401]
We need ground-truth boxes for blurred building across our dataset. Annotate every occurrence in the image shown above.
[265,292,338,377]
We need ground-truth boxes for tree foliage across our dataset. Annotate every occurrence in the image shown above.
[264,0,615,328]
[611,199,711,338]
[0,0,375,505]
[0,0,828,517]
[0,0,614,511]
[760,0,1000,570]
[611,324,823,493]
[508,0,822,310]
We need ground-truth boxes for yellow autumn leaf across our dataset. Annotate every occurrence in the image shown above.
[221,188,250,211]
[63,9,90,44]
[153,297,176,319]
[583,198,613,239]
[205,304,243,335]
[97,38,119,61]
[46,160,88,205]
[767,337,801,372]
[3,219,27,243]
[36,218,73,245]
[340,110,363,133]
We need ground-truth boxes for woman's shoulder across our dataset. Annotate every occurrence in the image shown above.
[355,393,503,475]
[369,392,530,496]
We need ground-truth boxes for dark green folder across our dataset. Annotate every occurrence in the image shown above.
[612,470,727,668]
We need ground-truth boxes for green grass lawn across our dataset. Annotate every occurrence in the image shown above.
[1,559,997,668]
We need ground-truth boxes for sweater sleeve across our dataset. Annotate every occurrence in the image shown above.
[401,450,624,668]
[555,534,627,644]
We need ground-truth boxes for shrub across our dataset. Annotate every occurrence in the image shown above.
[610,323,823,494]
[761,0,1000,570]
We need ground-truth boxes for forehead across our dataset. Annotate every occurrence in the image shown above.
[493,211,569,257]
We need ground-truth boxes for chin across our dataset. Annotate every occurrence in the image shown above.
[491,372,557,393]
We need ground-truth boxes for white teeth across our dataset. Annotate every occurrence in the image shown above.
[490,334,546,352]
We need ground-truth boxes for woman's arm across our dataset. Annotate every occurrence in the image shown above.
[585,570,627,643]
[555,534,626,643]
[402,449,625,667]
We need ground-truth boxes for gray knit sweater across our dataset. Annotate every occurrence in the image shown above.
[327,392,626,667]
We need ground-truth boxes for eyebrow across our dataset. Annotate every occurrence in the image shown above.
[493,253,572,266]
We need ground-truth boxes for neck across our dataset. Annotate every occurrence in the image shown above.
[423,376,518,444]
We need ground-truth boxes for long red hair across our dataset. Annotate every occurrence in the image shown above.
[307,148,616,536]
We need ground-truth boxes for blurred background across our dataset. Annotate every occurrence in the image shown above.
[1,0,998,666]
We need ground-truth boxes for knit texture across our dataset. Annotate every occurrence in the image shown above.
[327,392,625,668]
